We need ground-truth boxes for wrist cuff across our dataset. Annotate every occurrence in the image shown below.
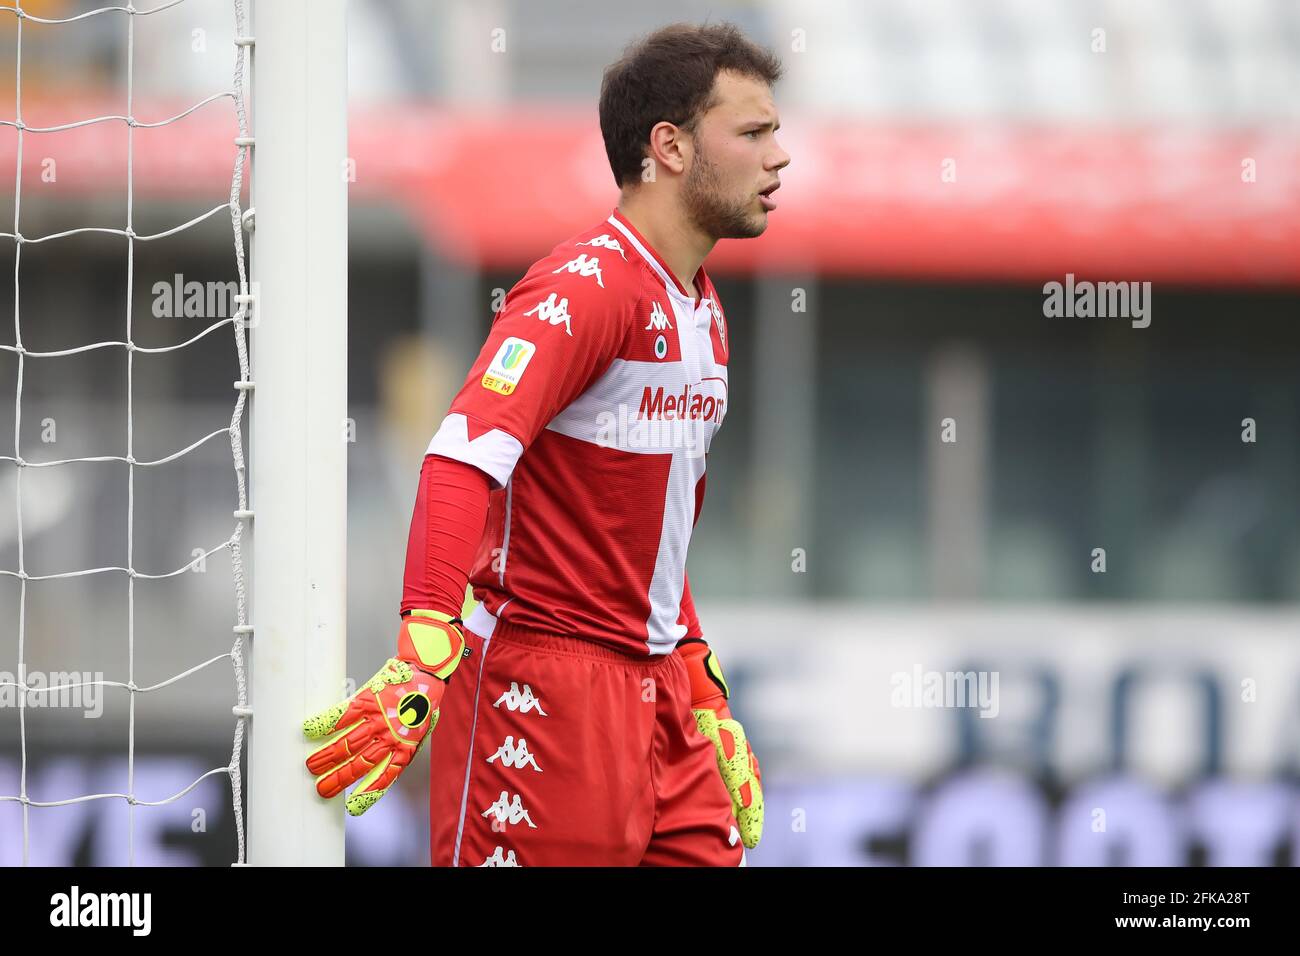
[680,641,730,708]
[398,611,465,681]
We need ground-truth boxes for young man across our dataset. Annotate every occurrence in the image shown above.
[303,22,790,866]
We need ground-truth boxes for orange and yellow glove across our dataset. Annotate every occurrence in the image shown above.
[678,637,764,849]
[303,609,465,815]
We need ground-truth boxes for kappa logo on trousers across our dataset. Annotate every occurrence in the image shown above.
[486,735,543,771]
[482,790,538,829]
[493,681,548,715]
[478,846,520,867]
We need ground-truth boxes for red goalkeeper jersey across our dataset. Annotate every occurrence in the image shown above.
[425,207,730,657]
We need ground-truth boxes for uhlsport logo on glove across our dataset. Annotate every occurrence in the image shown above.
[397,690,431,728]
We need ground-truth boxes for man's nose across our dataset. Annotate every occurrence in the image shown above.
[769,141,790,171]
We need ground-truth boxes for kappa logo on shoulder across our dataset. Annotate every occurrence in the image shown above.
[524,292,573,337]
[552,253,605,288]
[577,233,627,261]
[644,301,673,331]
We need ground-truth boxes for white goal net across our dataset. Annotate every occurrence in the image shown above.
[0,0,346,867]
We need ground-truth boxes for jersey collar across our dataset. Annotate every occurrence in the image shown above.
[607,207,705,306]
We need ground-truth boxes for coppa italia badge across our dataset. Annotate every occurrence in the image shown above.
[482,337,535,395]
[654,334,668,359]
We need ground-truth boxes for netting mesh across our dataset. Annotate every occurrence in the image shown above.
[0,0,252,865]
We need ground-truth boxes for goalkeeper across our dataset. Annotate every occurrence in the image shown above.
[304,22,788,866]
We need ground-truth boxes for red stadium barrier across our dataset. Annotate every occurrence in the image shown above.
[5,97,1298,285]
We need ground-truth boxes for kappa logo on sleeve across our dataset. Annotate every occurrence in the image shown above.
[552,253,605,288]
[524,292,573,336]
[576,233,627,260]
[481,337,536,395]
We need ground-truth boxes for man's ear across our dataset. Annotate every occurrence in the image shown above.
[647,120,690,176]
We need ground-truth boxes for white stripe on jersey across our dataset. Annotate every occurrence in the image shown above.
[604,213,728,654]
[641,448,694,654]
[545,358,726,456]
[426,412,525,490]
[642,287,714,654]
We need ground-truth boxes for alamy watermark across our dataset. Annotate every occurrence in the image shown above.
[152,274,258,324]
[1042,273,1151,328]
[49,886,151,936]
[593,386,725,460]
[0,668,104,718]
[891,666,999,718]
[594,406,710,458]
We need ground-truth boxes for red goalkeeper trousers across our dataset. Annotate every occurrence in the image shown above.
[426,613,745,866]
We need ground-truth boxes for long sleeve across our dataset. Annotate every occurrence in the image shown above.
[676,574,730,710]
[400,453,491,619]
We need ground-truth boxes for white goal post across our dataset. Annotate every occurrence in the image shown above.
[247,0,349,866]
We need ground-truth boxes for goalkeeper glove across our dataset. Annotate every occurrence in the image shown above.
[303,609,465,816]
[678,638,764,849]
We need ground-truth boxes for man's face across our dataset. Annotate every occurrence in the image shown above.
[681,70,790,240]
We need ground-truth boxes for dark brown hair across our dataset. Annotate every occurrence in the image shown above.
[599,22,784,190]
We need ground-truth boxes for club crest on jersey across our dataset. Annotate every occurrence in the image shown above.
[482,336,536,396]
[552,253,604,288]
[706,298,727,350]
[524,292,573,336]
[576,234,627,261]
[644,301,672,331]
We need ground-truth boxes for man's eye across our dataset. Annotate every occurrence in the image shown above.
[744,130,760,139]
